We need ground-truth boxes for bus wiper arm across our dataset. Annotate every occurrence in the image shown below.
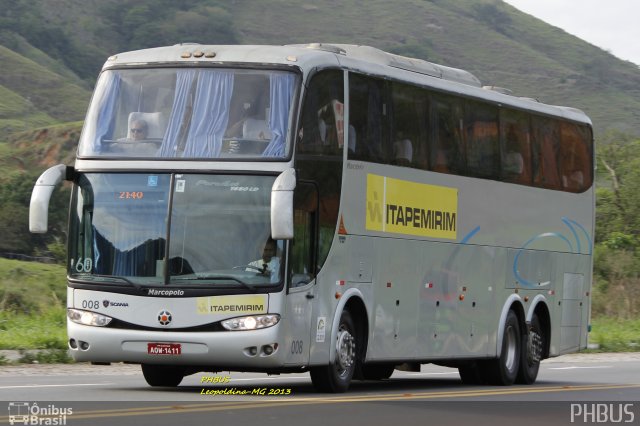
[89,274,142,290]
[184,275,258,292]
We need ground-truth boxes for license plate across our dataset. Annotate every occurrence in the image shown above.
[147,343,181,355]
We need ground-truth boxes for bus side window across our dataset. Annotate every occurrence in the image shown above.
[500,110,532,185]
[390,81,429,169]
[430,95,464,174]
[290,182,318,287]
[560,122,592,192]
[348,74,389,164]
[464,101,499,179]
[297,71,344,155]
[532,117,561,190]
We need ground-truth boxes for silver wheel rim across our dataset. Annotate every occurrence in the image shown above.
[335,326,355,377]
[505,324,517,372]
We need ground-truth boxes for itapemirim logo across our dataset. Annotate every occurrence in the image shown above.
[7,402,72,425]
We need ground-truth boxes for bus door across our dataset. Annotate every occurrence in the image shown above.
[284,182,319,365]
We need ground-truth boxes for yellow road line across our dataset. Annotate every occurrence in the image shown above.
[1,383,638,422]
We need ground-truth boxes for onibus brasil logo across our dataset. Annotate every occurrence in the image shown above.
[7,402,72,425]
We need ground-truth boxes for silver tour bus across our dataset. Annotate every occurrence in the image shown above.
[30,43,593,392]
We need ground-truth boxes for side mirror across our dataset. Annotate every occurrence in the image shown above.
[29,164,70,233]
[271,168,296,240]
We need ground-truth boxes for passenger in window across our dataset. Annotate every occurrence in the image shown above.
[393,135,413,167]
[129,119,148,141]
[563,170,584,191]
[110,118,157,155]
[503,152,524,177]
[117,119,149,142]
[433,149,450,173]
[227,99,270,140]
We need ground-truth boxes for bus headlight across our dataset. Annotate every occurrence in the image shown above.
[67,308,113,327]
[222,314,280,331]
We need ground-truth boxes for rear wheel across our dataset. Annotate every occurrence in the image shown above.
[516,313,545,384]
[141,364,184,387]
[485,310,521,385]
[310,310,357,392]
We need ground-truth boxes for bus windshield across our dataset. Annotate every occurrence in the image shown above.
[78,68,299,159]
[69,173,283,288]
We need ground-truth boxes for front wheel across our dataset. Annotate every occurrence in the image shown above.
[141,364,184,387]
[310,310,357,393]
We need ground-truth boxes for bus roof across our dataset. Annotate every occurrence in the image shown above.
[104,43,480,85]
[104,43,591,126]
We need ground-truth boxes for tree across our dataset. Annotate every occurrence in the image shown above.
[593,133,640,319]
[597,135,640,243]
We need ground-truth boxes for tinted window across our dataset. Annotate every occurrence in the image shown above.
[532,116,562,190]
[500,110,532,185]
[295,70,344,270]
[390,82,429,169]
[464,101,499,178]
[348,74,389,163]
[297,71,345,156]
[340,73,592,193]
[560,123,592,192]
[430,94,464,174]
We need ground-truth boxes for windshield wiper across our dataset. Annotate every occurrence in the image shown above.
[173,275,257,292]
[81,274,143,291]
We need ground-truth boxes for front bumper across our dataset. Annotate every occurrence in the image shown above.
[67,319,286,368]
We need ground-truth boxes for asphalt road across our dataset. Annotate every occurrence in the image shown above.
[1,353,639,426]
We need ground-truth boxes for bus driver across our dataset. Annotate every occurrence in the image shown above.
[248,238,280,281]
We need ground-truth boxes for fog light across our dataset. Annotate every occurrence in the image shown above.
[69,339,77,349]
[263,345,274,355]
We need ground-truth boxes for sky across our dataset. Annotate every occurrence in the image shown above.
[502,0,640,66]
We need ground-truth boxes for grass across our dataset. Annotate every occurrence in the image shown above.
[588,317,640,352]
[0,259,67,312]
[0,306,68,350]
[0,258,68,353]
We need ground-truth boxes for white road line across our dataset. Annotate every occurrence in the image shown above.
[404,372,459,376]
[548,366,613,370]
[0,383,113,389]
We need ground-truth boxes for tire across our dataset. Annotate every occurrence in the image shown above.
[516,313,544,384]
[310,310,357,392]
[357,363,395,381]
[485,310,521,386]
[141,364,184,387]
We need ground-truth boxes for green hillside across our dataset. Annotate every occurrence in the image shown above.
[226,0,640,137]
[0,46,90,133]
[2,0,640,138]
